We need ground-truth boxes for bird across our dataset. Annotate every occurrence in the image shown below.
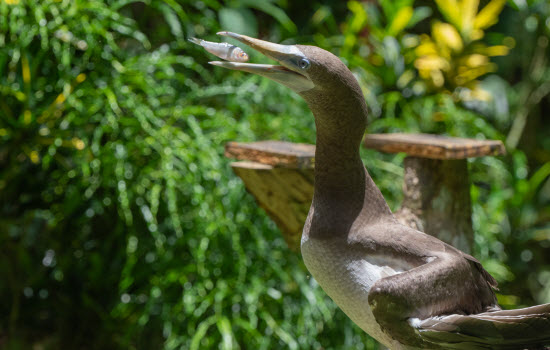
[209,31,550,350]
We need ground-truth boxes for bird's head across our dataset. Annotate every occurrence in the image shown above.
[211,32,363,97]
[210,32,368,141]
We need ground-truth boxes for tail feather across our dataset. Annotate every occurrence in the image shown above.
[415,303,550,350]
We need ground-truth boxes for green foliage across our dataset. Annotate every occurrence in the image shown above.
[339,1,428,95]
[1,0,549,350]
[0,1,369,349]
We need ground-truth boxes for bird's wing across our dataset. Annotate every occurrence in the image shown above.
[360,223,501,347]
[359,222,499,317]
[460,252,498,290]
[413,304,550,350]
[365,252,499,347]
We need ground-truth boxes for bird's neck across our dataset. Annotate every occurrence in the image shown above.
[304,88,368,192]
[304,93,394,239]
[314,126,365,193]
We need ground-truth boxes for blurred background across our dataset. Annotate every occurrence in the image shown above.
[1,0,549,349]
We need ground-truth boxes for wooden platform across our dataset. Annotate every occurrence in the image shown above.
[363,133,506,159]
[225,135,506,252]
[225,141,315,169]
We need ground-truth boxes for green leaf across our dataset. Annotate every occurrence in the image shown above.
[348,1,368,34]
[240,0,297,34]
[190,316,218,350]
[216,317,236,350]
[218,7,258,38]
[157,3,183,42]
[409,6,433,28]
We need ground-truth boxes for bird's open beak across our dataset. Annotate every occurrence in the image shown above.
[209,32,314,93]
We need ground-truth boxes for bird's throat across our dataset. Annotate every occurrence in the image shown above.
[309,92,368,196]
[313,130,365,193]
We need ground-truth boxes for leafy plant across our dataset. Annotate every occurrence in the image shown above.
[0,1,376,349]
[414,0,511,98]
[341,1,431,94]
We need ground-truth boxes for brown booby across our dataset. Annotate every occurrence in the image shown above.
[210,32,550,350]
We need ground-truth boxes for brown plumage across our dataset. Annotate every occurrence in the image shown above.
[210,32,550,350]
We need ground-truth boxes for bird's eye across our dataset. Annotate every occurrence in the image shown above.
[298,58,310,70]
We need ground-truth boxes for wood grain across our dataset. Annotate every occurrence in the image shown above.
[230,161,314,250]
[364,133,506,159]
[225,141,315,169]
[395,157,473,253]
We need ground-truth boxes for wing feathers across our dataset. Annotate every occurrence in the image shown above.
[415,304,550,349]
[463,252,499,289]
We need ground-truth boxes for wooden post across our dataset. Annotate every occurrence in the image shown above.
[364,133,506,254]
[397,157,474,253]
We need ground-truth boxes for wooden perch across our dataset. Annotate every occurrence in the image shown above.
[364,133,506,160]
[226,134,506,253]
[225,141,315,168]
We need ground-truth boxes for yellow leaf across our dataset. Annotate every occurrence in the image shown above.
[402,35,420,48]
[415,55,450,71]
[433,22,464,53]
[464,53,489,67]
[469,87,492,101]
[474,0,506,30]
[72,138,85,150]
[457,84,492,101]
[29,151,40,164]
[418,68,432,79]
[396,70,415,89]
[455,63,496,85]
[430,70,445,87]
[387,6,413,36]
[460,0,479,35]
[484,45,509,56]
[415,39,438,56]
[54,92,66,105]
[23,110,32,124]
[435,0,462,30]
[470,29,484,41]
[22,54,31,84]
[76,73,86,83]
